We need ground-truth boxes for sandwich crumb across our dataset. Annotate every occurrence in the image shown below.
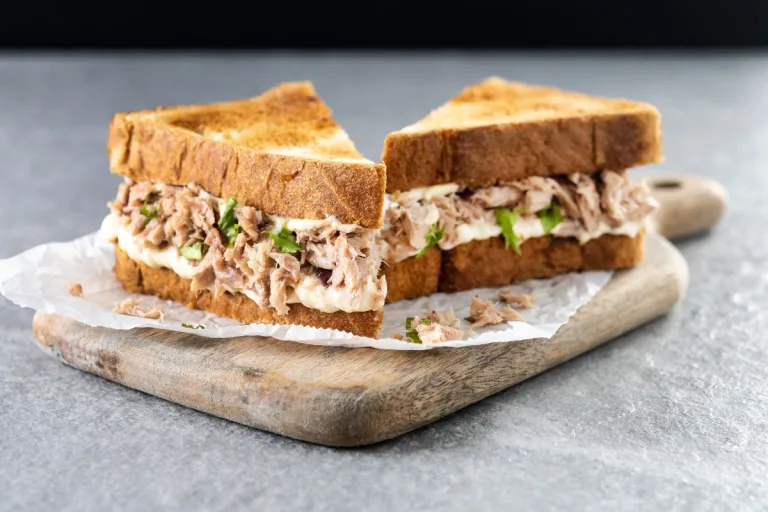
[66,281,84,298]
[468,295,522,328]
[426,309,461,329]
[393,333,404,341]
[113,298,164,320]
[498,290,534,308]
[410,315,464,344]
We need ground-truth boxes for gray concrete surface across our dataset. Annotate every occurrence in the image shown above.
[0,52,765,511]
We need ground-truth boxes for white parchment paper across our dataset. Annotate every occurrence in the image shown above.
[0,227,611,350]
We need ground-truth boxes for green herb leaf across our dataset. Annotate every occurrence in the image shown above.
[495,207,524,255]
[415,223,444,258]
[228,223,240,248]
[139,203,158,222]
[181,323,205,330]
[404,317,431,344]
[179,241,203,261]
[538,202,563,235]
[268,228,302,254]
[217,198,240,247]
[406,330,421,344]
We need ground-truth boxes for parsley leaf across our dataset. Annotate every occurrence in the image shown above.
[495,207,524,254]
[269,228,302,254]
[217,198,240,247]
[181,323,205,330]
[415,223,444,258]
[179,241,203,261]
[538,202,563,234]
[139,203,158,222]
[404,317,431,344]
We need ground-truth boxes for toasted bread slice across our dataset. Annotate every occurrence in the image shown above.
[383,77,662,192]
[108,82,386,228]
[438,230,645,293]
[113,246,382,338]
[382,248,441,303]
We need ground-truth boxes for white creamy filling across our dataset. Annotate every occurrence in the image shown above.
[102,214,382,314]
[439,216,644,251]
[288,275,383,313]
[270,216,363,234]
[422,204,442,226]
[381,180,648,260]
[391,183,460,202]
[446,220,502,250]
[171,183,369,236]
[387,214,644,258]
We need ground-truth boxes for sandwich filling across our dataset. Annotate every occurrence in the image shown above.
[379,170,658,264]
[104,180,386,314]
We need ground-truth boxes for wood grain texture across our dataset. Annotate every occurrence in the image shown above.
[33,233,687,446]
[29,172,725,446]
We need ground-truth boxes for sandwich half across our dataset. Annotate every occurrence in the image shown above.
[379,77,661,300]
[103,82,387,337]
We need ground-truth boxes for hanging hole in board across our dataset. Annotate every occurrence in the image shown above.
[651,180,682,190]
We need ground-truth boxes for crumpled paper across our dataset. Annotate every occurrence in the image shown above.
[0,226,611,350]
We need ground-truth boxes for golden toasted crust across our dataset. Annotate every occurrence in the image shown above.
[438,230,645,292]
[383,77,662,192]
[108,82,386,228]
[382,248,441,303]
[113,246,382,338]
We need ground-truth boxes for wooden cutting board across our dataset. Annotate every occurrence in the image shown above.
[31,174,726,447]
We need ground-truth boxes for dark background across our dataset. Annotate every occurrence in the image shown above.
[1,0,767,48]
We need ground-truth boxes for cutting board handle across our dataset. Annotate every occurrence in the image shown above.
[646,174,728,240]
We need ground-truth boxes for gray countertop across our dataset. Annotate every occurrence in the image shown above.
[1,52,766,511]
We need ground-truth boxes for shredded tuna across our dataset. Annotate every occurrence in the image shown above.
[305,240,335,269]
[600,170,627,227]
[269,252,301,315]
[468,296,522,328]
[144,219,166,247]
[190,263,215,293]
[411,315,465,343]
[569,173,601,232]
[110,180,385,315]
[111,180,131,210]
[127,210,148,235]
[224,232,252,278]
[498,290,534,308]
[66,282,83,298]
[378,170,657,263]
[127,181,154,209]
[379,200,440,263]
[113,298,164,320]
[601,170,659,225]
[237,206,262,239]
[432,196,493,249]
[245,239,274,276]
[524,187,554,213]
[295,223,381,288]
[426,309,462,329]
[212,233,250,296]
[416,323,465,343]
[468,186,521,208]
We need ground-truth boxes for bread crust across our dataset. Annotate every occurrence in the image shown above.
[382,248,441,303]
[438,230,645,292]
[383,79,662,192]
[113,246,383,338]
[108,82,386,229]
